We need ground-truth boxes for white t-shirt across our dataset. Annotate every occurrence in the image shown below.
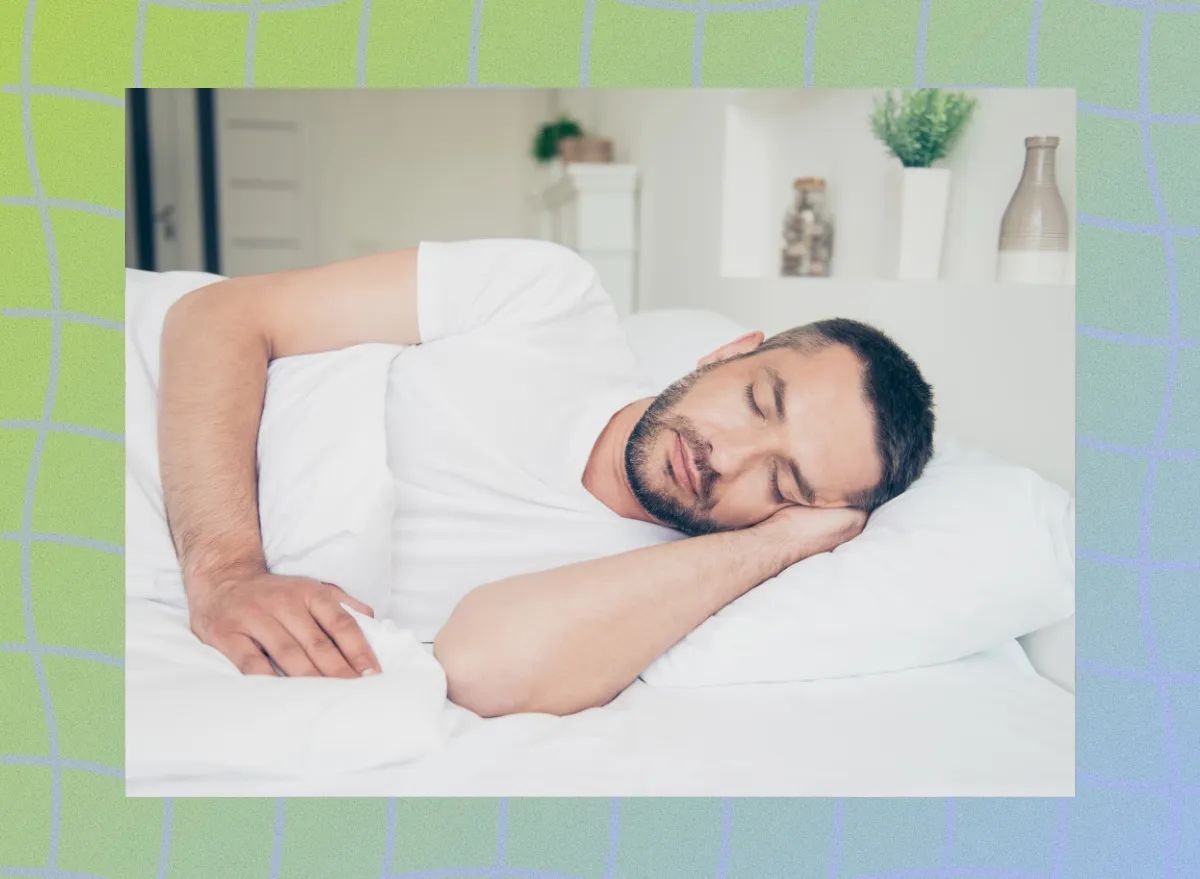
[384,239,683,639]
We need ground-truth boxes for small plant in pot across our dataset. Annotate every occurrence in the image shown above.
[869,88,977,168]
[532,114,613,165]
[869,88,978,281]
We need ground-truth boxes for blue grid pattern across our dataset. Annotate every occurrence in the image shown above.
[586,0,826,87]
[131,0,377,89]
[0,0,1196,875]
[1075,7,1188,873]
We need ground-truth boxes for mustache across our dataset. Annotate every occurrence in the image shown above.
[668,416,718,506]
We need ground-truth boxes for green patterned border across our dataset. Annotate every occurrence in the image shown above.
[2,0,1198,876]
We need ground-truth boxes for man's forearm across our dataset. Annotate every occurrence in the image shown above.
[433,523,803,717]
[158,284,271,592]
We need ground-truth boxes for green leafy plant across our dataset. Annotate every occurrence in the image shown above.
[869,88,978,168]
[532,114,585,163]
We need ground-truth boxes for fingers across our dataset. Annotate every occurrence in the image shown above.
[217,633,277,676]
[247,614,323,678]
[279,605,362,679]
[199,577,382,678]
[310,597,382,677]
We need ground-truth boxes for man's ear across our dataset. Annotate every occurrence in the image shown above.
[697,331,766,369]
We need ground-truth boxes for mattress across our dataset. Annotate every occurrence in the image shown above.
[126,596,1073,798]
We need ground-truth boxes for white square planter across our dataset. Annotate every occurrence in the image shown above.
[884,166,952,281]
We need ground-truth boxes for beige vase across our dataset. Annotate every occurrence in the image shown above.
[997,136,1070,284]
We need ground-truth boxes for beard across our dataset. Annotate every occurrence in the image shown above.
[624,363,726,536]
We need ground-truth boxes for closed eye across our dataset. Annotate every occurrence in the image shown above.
[745,383,765,420]
[770,461,788,504]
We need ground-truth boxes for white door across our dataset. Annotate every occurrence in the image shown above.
[212,90,318,277]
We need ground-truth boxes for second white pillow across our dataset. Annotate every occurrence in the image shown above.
[641,436,1076,686]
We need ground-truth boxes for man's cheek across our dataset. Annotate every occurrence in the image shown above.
[710,495,768,531]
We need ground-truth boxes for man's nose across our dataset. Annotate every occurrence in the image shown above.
[708,427,775,477]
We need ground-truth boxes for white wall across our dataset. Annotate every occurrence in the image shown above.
[556,89,731,316]
[555,88,1075,491]
[145,87,1075,491]
[719,89,1076,281]
[702,278,1075,492]
[557,88,1076,293]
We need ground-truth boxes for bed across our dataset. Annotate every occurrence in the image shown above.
[124,269,1074,798]
[125,593,1072,797]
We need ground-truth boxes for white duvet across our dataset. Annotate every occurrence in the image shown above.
[126,592,1073,797]
[124,270,1073,797]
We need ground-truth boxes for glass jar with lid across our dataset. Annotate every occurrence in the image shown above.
[781,177,834,277]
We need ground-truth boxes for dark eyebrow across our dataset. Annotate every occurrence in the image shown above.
[787,459,817,505]
[765,367,787,420]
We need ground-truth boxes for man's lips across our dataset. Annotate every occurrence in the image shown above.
[671,432,698,496]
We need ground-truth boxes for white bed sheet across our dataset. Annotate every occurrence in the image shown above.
[126,594,1073,798]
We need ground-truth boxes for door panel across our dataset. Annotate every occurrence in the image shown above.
[214,91,315,276]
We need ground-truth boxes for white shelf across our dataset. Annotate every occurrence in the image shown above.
[718,88,1077,284]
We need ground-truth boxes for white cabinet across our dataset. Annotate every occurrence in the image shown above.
[538,163,640,318]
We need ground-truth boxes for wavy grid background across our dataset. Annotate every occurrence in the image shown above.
[0,0,1196,876]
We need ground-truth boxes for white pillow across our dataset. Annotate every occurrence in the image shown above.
[125,270,401,613]
[620,308,1076,685]
[621,308,750,390]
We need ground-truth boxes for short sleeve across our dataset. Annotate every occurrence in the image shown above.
[415,238,604,344]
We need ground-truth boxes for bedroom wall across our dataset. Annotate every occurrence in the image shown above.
[704,278,1075,493]
[142,88,1074,491]
[721,89,1077,281]
[554,89,1076,492]
[554,88,1076,289]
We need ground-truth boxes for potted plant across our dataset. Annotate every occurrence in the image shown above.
[532,113,613,166]
[869,88,977,280]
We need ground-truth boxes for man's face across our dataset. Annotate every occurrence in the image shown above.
[625,342,883,535]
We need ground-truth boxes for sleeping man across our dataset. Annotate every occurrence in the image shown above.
[158,238,935,717]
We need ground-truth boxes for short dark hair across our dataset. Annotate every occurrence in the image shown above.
[757,318,935,512]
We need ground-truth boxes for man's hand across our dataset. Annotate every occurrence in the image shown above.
[753,505,868,567]
[187,573,382,678]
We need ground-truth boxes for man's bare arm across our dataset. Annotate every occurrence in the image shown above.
[434,506,864,717]
[158,250,420,677]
